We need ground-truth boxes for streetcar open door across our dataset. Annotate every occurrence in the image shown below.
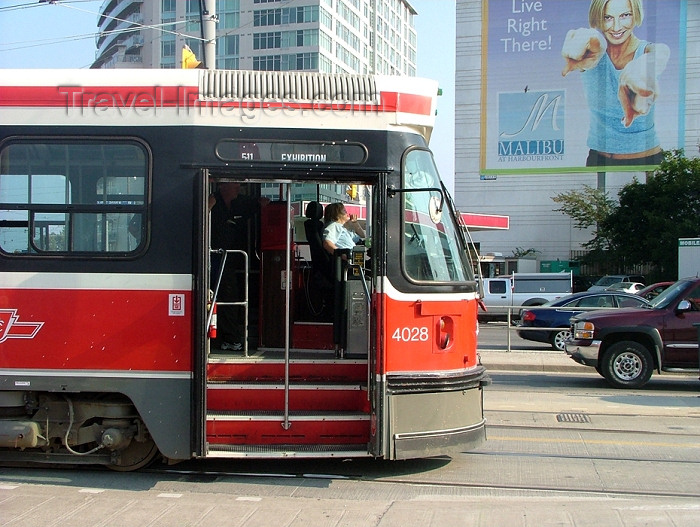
[196,175,375,459]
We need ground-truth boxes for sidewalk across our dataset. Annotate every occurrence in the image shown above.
[478,349,589,373]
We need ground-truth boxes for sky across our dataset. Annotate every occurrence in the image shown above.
[0,0,456,192]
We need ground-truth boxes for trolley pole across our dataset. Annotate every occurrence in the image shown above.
[202,0,217,69]
[695,323,700,381]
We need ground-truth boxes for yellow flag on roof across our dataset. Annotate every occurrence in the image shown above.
[182,45,202,69]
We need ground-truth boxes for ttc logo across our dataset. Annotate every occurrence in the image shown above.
[0,309,44,343]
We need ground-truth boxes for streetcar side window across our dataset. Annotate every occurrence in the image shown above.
[0,139,149,256]
[401,149,472,283]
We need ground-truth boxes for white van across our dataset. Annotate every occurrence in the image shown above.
[478,272,573,322]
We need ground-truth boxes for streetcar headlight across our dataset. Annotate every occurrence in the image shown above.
[573,321,595,340]
[439,316,453,349]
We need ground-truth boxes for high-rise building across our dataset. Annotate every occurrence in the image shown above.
[93,0,417,76]
[93,1,417,208]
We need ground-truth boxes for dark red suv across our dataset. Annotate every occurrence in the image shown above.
[565,277,700,388]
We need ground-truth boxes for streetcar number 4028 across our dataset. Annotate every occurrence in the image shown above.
[392,327,429,342]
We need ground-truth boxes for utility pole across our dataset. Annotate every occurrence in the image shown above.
[202,0,217,69]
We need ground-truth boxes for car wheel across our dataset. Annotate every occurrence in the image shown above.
[550,328,571,351]
[600,341,653,389]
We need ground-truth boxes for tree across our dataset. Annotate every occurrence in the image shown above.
[511,247,540,258]
[552,184,616,252]
[603,150,700,278]
[553,150,700,279]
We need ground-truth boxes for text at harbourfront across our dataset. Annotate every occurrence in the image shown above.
[498,139,564,162]
[498,155,564,161]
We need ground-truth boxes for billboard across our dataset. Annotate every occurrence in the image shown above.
[481,0,685,175]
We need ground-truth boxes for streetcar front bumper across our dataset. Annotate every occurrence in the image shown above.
[392,419,487,460]
[387,367,488,460]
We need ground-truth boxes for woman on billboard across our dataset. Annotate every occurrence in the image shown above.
[561,0,670,167]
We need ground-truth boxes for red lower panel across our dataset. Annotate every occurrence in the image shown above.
[206,418,370,445]
[1,288,192,371]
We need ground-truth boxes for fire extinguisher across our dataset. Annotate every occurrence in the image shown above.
[208,302,217,339]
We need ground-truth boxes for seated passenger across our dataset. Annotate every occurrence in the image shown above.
[322,203,365,255]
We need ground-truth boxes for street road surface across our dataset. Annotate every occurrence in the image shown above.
[2,371,699,526]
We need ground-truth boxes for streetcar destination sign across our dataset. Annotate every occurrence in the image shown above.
[216,140,366,164]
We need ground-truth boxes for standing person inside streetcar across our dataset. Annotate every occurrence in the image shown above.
[209,182,268,351]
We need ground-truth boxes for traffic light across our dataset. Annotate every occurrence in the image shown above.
[346,184,358,200]
[182,45,202,69]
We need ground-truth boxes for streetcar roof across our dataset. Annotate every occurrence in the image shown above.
[0,69,438,139]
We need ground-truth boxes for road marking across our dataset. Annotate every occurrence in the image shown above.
[489,435,700,448]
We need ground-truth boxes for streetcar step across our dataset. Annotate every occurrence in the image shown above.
[207,358,368,383]
[205,443,371,458]
[206,411,371,446]
[207,382,370,412]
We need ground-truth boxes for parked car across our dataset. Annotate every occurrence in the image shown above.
[606,282,645,294]
[565,277,700,388]
[587,274,646,292]
[636,281,674,300]
[573,275,596,293]
[588,274,646,291]
[517,291,650,351]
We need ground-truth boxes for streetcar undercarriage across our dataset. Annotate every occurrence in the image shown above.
[0,391,159,471]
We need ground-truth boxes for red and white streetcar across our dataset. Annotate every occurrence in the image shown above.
[0,68,487,470]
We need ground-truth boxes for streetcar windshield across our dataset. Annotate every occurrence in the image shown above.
[402,149,472,282]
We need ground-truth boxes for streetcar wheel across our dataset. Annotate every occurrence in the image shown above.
[550,329,571,351]
[108,439,160,472]
[600,341,653,389]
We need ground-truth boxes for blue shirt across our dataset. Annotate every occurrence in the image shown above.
[581,40,659,154]
[323,221,361,250]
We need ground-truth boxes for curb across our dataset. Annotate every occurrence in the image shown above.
[480,362,591,373]
[477,349,591,373]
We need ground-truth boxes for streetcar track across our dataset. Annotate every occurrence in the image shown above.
[370,478,700,500]
[487,433,700,451]
[147,466,700,500]
[4,458,698,502]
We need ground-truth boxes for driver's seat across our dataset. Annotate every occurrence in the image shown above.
[304,201,332,283]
